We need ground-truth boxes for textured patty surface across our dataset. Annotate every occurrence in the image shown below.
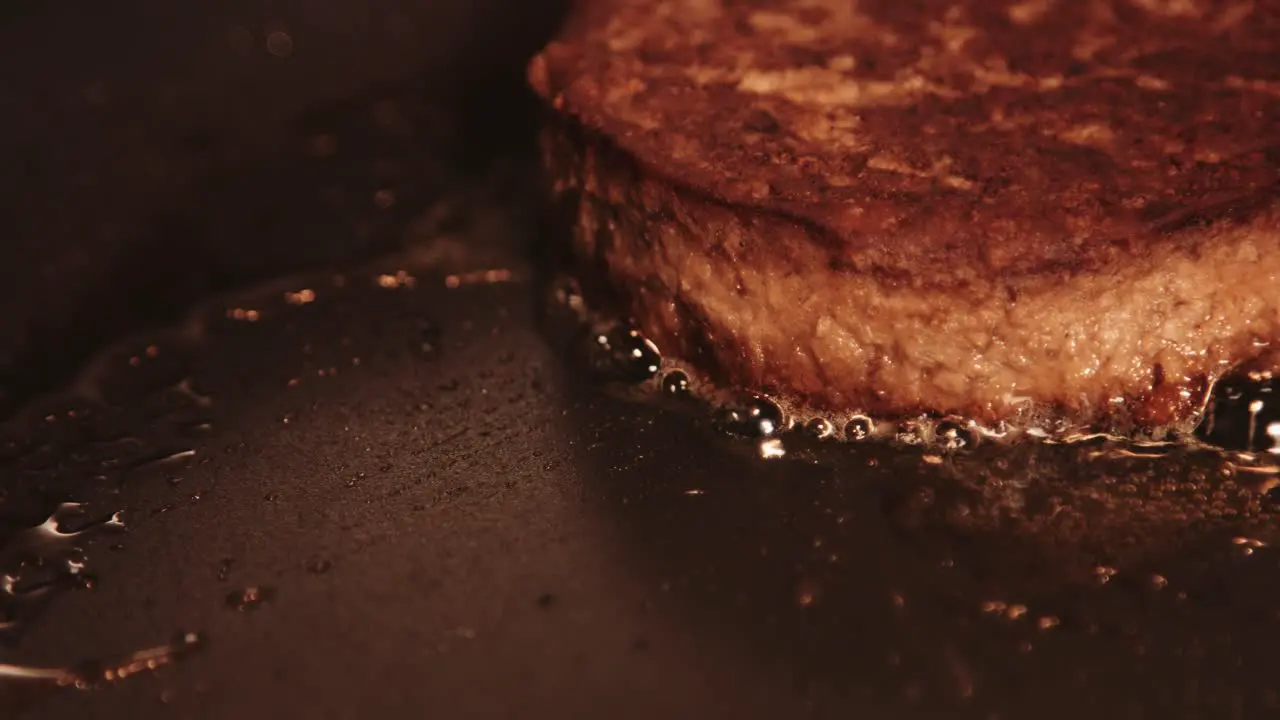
[530,0,1280,432]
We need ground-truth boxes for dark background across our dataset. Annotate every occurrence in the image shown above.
[0,0,567,416]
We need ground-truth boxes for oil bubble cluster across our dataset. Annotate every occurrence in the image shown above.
[546,270,1280,464]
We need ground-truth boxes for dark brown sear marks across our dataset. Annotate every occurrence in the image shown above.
[538,0,1280,284]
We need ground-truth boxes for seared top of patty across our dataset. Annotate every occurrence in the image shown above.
[529,0,1280,287]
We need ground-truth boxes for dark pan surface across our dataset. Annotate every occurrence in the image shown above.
[5,112,1280,718]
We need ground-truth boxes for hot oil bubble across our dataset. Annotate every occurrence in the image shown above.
[661,370,691,398]
[844,416,874,441]
[585,325,662,384]
[935,420,977,451]
[895,420,927,446]
[715,395,784,439]
[804,418,834,440]
[1197,372,1279,451]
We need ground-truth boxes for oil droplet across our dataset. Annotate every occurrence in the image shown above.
[225,586,275,611]
[284,288,316,305]
[0,503,125,636]
[266,31,294,57]
[796,579,820,607]
[444,269,515,288]
[1231,536,1266,557]
[125,448,196,474]
[376,271,417,289]
[174,378,214,408]
[980,600,1008,614]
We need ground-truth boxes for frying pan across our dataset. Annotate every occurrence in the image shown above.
[4,2,1280,718]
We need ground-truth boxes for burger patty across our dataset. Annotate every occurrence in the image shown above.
[529,0,1280,433]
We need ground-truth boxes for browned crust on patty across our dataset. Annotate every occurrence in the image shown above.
[531,0,1280,289]
[543,113,1280,430]
[530,0,1280,431]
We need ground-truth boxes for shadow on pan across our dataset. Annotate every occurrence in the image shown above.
[0,0,570,420]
